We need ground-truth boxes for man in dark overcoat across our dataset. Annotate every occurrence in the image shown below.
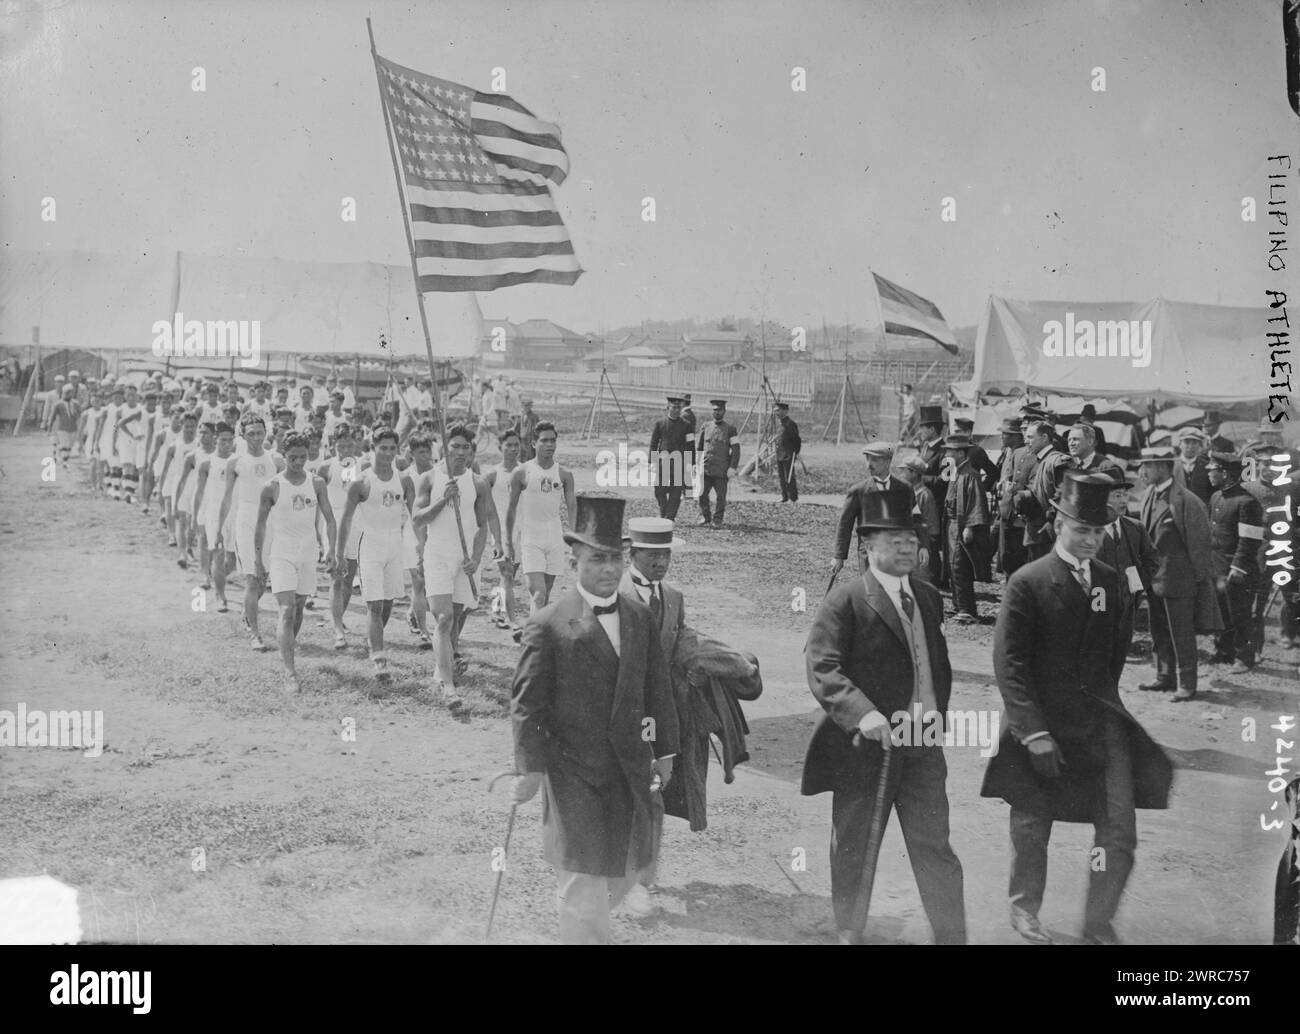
[510,494,681,944]
[981,472,1174,945]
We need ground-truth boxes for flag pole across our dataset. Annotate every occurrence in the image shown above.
[367,18,476,599]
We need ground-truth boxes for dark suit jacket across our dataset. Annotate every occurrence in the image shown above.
[619,570,685,668]
[1096,515,1158,601]
[802,570,952,796]
[980,553,1173,821]
[1140,481,1213,599]
[511,590,681,876]
[834,474,915,560]
[1174,455,1213,507]
[997,443,1032,523]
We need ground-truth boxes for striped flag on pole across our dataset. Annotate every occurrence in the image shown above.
[872,272,959,354]
[373,55,583,294]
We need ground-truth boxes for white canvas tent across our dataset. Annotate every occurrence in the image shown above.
[969,296,1275,403]
[0,249,482,358]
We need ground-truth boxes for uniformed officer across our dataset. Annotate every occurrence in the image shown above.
[915,405,949,585]
[649,395,696,521]
[941,435,991,623]
[774,401,802,502]
[952,417,999,494]
[1206,452,1265,673]
[1201,411,1236,455]
[696,398,740,528]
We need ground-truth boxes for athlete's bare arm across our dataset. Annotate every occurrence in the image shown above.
[253,481,279,574]
[335,479,368,565]
[314,475,337,572]
[505,466,527,557]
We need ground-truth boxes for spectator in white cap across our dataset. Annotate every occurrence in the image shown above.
[1173,427,1212,507]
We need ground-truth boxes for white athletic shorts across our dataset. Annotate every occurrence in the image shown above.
[205,511,236,550]
[402,521,422,570]
[118,435,144,468]
[234,516,266,575]
[520,528,566,577]
[359,530,405,602]
[422,544,476,606]
[269,552,316,596]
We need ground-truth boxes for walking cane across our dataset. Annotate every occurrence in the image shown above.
[485,770,519,943]
[848,744,894,938]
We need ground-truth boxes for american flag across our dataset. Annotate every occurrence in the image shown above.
[374,55,582,293]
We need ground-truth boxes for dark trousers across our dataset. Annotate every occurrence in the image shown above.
[1281,587,1300,641]
[1009,714,1136,937]
[654,485,684,520]
[1214,577,1258,665]
[999,521,1028,578]
[947,524,977,617]
[829,745,967,943]
[699,474,729,523]
[777,456,798,501]
[1149,594,1197,690]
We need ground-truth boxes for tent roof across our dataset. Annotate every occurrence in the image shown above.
[0,249,482,359]
[971,296,1273,403]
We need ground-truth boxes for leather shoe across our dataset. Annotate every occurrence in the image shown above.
[1010,907,1052,944]
[1171,687,1197,702]
[1137,681,1173,692]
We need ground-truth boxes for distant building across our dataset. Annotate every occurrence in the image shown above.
[680,328,753,364]
[480,318,594,371]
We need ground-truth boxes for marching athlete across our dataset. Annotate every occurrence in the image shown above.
[254,433,336,691]
[337,428,414,681]
[505,422,576,619]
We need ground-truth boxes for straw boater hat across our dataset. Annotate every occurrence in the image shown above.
[1054,472,1117,526]
[1137,446,1178,465]
[563,494,627,552]
[624,516,681,550]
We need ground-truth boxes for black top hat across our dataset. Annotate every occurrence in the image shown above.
[1202,410,1223,426]
[1054,472,1116,526]
[917,404,944,426]
[563,494,627,552]
[855,488,924,533]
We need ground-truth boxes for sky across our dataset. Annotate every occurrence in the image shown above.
[2,0,1297,336]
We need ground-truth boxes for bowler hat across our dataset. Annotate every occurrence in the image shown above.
[624,516,681,550]
[1054,472,1116,526]
[855,488,924,533]
[941,435,973,450]
[563,494,627,552]
[917,404,944,426]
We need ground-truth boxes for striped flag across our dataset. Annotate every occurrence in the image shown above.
[872,272,958,354]
[374,55,583,295]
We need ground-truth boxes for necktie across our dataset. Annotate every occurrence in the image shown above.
[898,586,915,622]
[593,601,618,616]
[650,584,663,622]
[874,479,889,490]
[1071,562,1091,593]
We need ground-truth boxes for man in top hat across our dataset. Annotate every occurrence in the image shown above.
[1136,446,1218,701]
[994,417,1032,578]
[649,396,695,520]
[831,442,917,580]
[803,487,967,945]
[981,472,1173,945]
[774,401,802,503]
[941,435,991,623]
[1095,473,1158,643]
[951,417,999,494]
[1202,411,1235,455]
[915,404,950,584]
[510,495,681,944]
[1173,427,1213,507]
[695,399,740,528]
[1206,452,1265,672]
[617,516,687,915]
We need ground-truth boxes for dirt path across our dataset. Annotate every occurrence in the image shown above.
[0,435,1291,943]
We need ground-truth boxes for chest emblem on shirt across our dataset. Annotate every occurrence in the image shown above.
[381,490,397,507]
[292,493,314,511]
[254,463,267,477]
